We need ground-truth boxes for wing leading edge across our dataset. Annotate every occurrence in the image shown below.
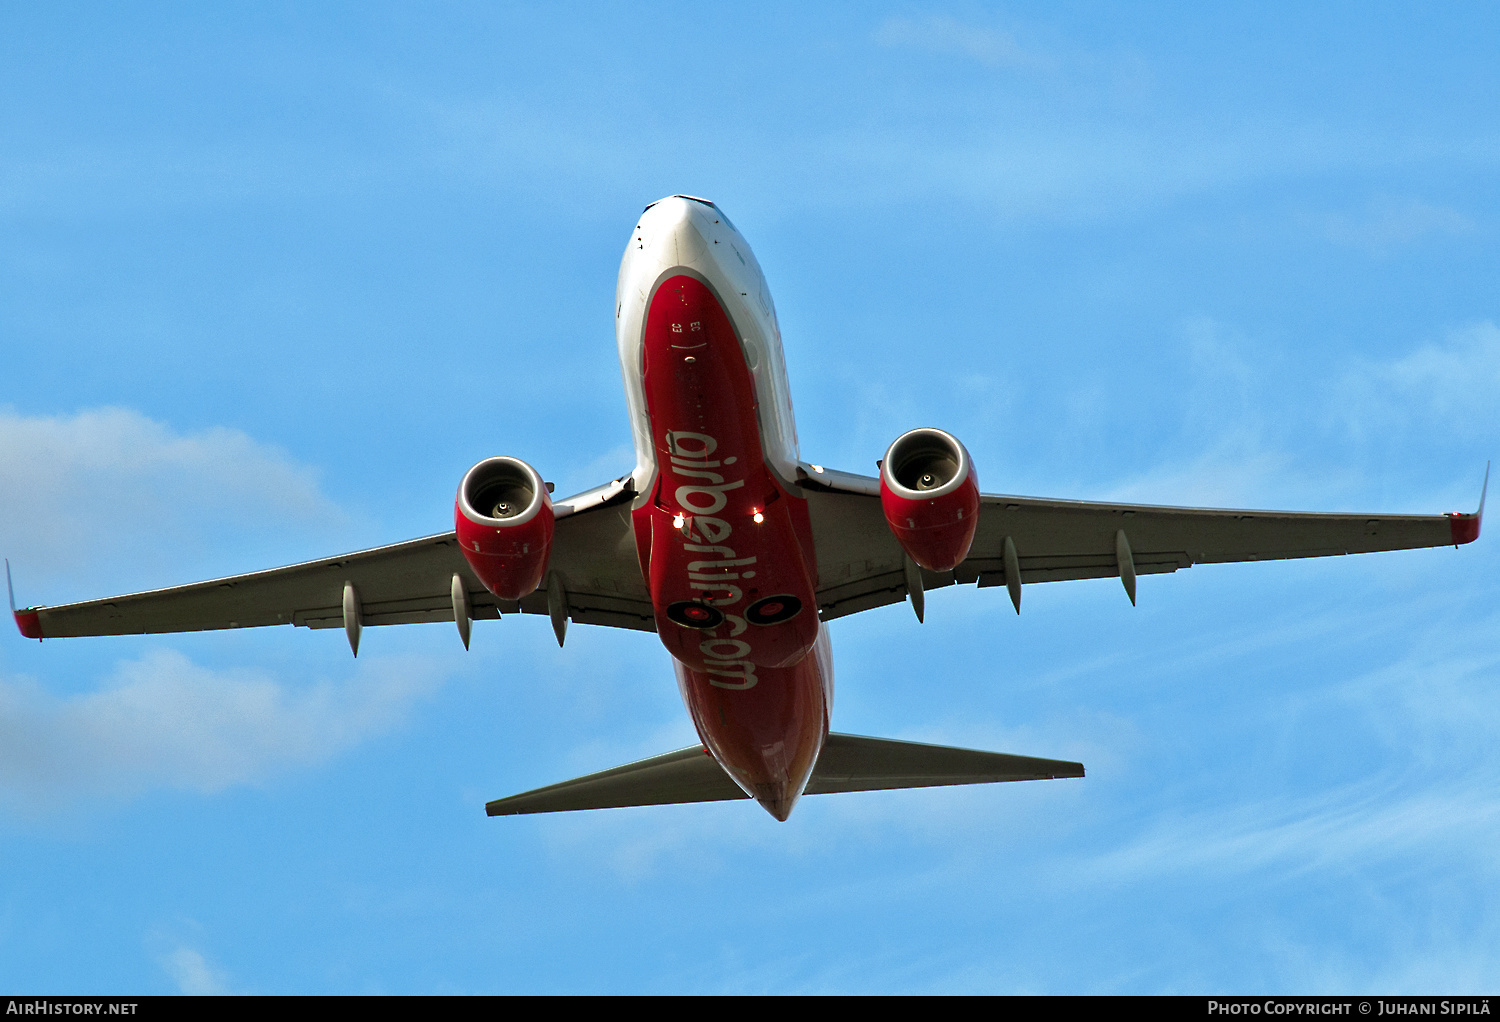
[802,463,1486,621]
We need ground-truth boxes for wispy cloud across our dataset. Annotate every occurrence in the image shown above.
[555,443,635,501]
[0,649,445,814]
[1316,195,1474,254]
[146,920,236,995]
[157,945,231,996]
[1087,313,1497,511]
[1080,610,1500,885]
[874,16,1048,71]
[1337,321,1500,441]
[1369,321,1500,419]
[1088,776,1500,885]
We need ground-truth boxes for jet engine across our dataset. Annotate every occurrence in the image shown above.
[879,428,980,572]
[454,457,555,601]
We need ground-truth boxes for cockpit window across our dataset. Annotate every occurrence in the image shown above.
[643,195,736,232]
[674,195,736,232]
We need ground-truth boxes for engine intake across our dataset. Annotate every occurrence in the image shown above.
[879,428,980,572]
[455,457,555,601]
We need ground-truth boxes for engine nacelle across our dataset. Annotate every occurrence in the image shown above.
[454,456,555,601]
[879,428,980,572]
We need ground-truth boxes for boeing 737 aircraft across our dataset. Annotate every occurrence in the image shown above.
[7,196,1486,821]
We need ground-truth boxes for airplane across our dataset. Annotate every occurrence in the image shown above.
[6,195,1487,822]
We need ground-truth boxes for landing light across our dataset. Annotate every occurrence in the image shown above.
[673,514,685,529]
[753,511,764,524]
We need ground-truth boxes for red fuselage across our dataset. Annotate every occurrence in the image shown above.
[631,272,832,820]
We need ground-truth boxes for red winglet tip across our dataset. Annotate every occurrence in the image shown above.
[1448,466,1488,546]
[1449,513,1481,546]
[14,609,42,640]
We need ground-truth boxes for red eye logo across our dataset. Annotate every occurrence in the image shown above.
[666,601,725,629]
[746,595,802,626]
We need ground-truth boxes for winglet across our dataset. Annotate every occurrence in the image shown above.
[1448,462,1487,546]
[6,560,43,640]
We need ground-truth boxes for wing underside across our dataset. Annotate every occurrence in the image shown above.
[800,464,1485,621]
[17,479,654,640]
[9,465,1484,640]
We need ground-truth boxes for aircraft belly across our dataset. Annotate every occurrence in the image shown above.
[634,270,828,819]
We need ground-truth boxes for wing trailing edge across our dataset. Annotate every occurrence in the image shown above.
[484,733,1084,816]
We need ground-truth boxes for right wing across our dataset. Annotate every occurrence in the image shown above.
[801,463,1486,620]
[11,476,654,640]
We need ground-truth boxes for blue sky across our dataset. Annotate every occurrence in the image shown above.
[2,2,1498,994]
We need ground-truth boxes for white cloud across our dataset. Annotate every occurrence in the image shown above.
[0,406,352,595]
[0,649,444,814]
[0,407,453,816]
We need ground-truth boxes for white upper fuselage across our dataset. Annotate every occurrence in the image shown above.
[615,196,800,495]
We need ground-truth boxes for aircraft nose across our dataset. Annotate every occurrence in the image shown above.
[643,194,716,219]
[639,196,711,265]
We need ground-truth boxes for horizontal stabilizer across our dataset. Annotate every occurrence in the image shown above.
[485,733,1083,816]
[806,732,1084,794]
[486,745,743,816]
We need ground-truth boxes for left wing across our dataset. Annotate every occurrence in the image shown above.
[10,477,654,641]
[801,463,1486,621]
